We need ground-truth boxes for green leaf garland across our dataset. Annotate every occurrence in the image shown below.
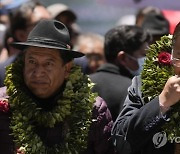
[4,58,97,153]
[141,35,180,140]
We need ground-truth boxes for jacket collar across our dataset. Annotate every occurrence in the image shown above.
[96,63,134,79]
[96,63,120,74]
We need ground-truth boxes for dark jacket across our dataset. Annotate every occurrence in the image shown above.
[0,87,115,154]
[111,76,175,154]
[119,64,134,79]
[90,63,132,121]
[74,56,91,75]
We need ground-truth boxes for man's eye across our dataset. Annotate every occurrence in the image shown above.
[46,62,53,66]
[29,60,36,64]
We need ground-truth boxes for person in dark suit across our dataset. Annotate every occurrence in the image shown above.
[111,22,180,154]
[90,25,151,121]
[135,6,170,44]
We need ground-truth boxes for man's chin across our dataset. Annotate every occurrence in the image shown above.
[30,88,49,99]
[33,92,49,99]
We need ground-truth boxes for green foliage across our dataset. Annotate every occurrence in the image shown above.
[141,35,180,139]
[141,35,173,101]
[4,59,97,153]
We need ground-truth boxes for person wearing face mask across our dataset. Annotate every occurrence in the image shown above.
[90,25,151,121]
[111,22,180,154]
[125,53,146,76]
[112,25,151,79]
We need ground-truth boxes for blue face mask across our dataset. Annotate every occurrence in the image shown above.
[127,56,146,76]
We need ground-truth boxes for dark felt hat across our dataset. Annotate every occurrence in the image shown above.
[11,19,84,58]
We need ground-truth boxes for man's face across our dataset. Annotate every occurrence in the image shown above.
[24,47,71,98]
[124,42,148,71]
[172,36,180,76]
[79,40,105,73]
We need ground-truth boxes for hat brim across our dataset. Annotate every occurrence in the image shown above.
[11,42,84,58]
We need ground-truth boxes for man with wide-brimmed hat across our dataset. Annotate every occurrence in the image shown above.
[0,19,115,154]
[0,0,51,87]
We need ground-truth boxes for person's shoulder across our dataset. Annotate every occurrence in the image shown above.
[131,75,142,87]
[0,54,18,68]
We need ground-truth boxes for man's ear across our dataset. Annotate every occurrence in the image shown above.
[64,61,73,79]
[117,51,127,66]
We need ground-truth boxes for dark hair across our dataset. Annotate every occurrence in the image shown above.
[172,22,180,47]
[9,1,43,41]
[136,6,163,25]
[104,25,151,63]
[60,51,73,64]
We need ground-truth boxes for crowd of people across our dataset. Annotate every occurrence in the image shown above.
[0,0,180,154]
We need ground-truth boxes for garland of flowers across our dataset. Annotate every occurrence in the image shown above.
[141,35,180,139]
[4,57,97,153]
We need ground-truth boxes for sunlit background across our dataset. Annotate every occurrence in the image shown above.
[39,0,180,35]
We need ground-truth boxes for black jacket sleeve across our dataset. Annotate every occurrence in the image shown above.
[111,76,172,154]
[0,111,14,154]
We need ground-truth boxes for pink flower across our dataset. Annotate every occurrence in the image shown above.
[0,99,9,113]
[158,52,171,65]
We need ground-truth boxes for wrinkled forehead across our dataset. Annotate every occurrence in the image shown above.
[24,46,61,59]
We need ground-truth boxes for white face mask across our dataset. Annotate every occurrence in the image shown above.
[126,55,146,76]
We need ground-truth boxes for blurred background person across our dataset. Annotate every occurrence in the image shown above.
[0,0,51,87]
[0,0,29,13]
[0,22,8,63]
[90,25,151,121]
[135,6,163,27]
[135,6,170,44]
[74,32,106,74]
[37,0,180,35]
[0,6,10,63]
[104,25,150,79]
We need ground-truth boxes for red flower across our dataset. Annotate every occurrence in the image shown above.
[158,52,171,65]
[16,147,26,154]
[0,99,9,113]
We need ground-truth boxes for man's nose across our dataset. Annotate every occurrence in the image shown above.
[33,65,45,77]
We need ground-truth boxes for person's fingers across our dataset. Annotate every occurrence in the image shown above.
[177,86,180,92]
[174,83,179,88]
